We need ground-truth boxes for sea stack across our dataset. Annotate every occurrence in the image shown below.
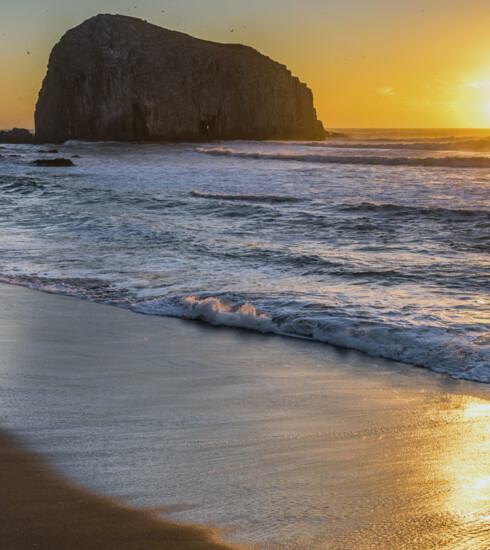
[35,14,325,143]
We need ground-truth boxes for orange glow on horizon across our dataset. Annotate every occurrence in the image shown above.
[1,1,490,130]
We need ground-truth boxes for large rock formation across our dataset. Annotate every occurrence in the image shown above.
[35,14,325,143]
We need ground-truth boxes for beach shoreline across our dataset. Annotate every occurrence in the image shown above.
[0,429,241,550]
[1,282,489,549]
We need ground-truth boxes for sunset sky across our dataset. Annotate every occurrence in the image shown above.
[1,0,490,129]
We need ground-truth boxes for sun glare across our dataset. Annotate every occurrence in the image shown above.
[452,74,490,127]
[484,99,490,124]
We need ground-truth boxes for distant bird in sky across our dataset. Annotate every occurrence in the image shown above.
[230,29,234,33]
[27,51,30,55]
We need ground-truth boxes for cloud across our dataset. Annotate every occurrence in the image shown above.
[457,78,490,91]
[374,86,395,97]
[466,79,490,90]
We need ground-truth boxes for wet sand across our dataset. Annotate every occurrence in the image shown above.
[0,431,238,550]
[0,282,489,549]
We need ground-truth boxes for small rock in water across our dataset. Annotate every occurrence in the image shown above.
[39,149,59,153]
[33,158,75,167]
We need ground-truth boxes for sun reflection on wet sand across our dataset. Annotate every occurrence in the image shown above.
[1,284,489,550]
[435,398,490,549]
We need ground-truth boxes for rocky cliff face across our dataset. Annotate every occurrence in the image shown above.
[35,14,325,143]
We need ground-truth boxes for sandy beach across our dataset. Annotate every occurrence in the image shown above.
[2,3,490,550]
[0,282,489,549]
[0,430,238,550]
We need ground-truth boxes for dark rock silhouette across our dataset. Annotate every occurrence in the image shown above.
[33,158,74,167]
[0,128,34,144]
[35,14,325,143]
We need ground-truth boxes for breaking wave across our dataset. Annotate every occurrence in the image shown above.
[340,201,490,220]
[135,294,490,384]
[303,137,490,152]
[198,147,490,168]
[3,271,487,383]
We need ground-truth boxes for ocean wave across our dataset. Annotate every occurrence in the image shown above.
[302,138,490,152]
[1,274,487,383]
[190,189,301,203]
[323,133,488,142]
[339,201,490,220]
[136,294,490,384]
[0,176,56,195]
[170,295,275,332]
[198,147,490,168]
[216,246,423,281]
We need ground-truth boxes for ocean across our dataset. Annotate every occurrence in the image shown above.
[0,129,489,382]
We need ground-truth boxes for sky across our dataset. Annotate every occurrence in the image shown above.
[1,0,490,129]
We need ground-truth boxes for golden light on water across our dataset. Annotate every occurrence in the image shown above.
[435,398,490,549]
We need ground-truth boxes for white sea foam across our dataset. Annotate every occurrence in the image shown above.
[180,296,276,331]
